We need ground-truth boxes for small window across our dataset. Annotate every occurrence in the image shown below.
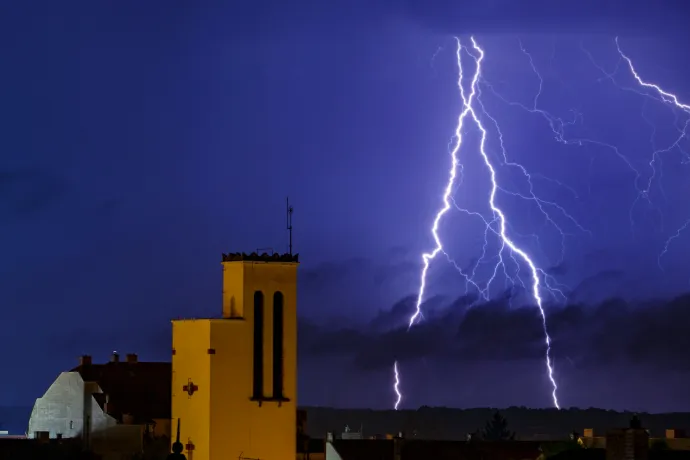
[69,421,73,430]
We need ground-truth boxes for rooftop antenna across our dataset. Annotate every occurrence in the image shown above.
[286,197,294,255]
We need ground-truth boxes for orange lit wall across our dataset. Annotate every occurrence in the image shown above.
[172,258,298,460]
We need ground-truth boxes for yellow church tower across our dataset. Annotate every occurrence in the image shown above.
[171,252,299,460]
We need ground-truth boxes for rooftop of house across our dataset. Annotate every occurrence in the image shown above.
[71,354,171,423]
[0,437,86,460]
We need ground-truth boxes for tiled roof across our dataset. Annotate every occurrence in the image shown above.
[221,252,299,263]
[71,361,171,422]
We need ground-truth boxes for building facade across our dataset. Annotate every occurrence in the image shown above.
[27,353,171,458]
[172,251,299,460]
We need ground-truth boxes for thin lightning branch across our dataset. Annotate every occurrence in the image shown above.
[397,37,562,410]
[613,37,690,267]
[616,38,690,112]
[487,38,689,266]
[659,219,690,268]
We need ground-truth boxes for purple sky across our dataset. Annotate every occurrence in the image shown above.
[1,1,690,412]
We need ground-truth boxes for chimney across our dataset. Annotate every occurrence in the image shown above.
[111,352,120,363]
[606,415,649,460]
[79,355,92,366]
[326,432,334,443]
[126,353,138,363]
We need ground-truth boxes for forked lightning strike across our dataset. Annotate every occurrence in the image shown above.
[393,35,690,412]
[395,37,562,411]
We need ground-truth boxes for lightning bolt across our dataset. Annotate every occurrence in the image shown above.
[395,36,564,411]
[611,38,690,268]
[393,361,402,410]
[393,35,690,411]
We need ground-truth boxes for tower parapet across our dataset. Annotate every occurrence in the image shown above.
[221,252,299,263]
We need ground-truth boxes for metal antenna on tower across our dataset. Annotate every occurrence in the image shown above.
[286,197,294,255]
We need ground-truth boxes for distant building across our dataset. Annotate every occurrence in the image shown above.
[324,415,690,460]
[581,423,690,451]
[27,353,170,458]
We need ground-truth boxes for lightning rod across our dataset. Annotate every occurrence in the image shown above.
[286,197,294,255]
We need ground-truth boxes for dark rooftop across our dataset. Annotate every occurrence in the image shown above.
[71,360,171,423]
[548,449,690,460]
[221,252,299,263]
[330,439,544,460]
[0,437,88,460]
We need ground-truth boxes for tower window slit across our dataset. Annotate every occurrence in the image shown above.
[272,291,284,399]
[253,291,264,399]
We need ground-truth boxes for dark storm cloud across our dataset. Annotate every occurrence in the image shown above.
[0,168,67,217]
[300,292,690,373]
[570,269,624,298]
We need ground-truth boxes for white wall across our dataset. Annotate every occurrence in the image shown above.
[325,442,344,460]
[27,372,117,439]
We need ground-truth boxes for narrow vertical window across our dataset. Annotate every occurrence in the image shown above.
[253,291,264,399]
[272,291,284,399]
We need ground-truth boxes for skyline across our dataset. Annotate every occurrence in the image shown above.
[2,1,690,413]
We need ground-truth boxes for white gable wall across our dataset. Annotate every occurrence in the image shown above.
[27,371,117,439]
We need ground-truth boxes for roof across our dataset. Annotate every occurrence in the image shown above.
[0,438,88,460]
[331,439,394,460]
[330,439,544,460]
[650,452,690,460]
[71,361,171,422]
[221,252,299,263]
[297,437,325,454]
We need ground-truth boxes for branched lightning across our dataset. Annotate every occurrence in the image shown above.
[393,35,690,411]
[396,36,565,411]
[611,38,690,267]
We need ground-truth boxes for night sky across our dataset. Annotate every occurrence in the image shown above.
[2,1,690,414]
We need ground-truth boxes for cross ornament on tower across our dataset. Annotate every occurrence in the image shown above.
[182,379,198,398]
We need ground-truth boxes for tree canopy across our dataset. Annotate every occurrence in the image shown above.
[481,411,515,441]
